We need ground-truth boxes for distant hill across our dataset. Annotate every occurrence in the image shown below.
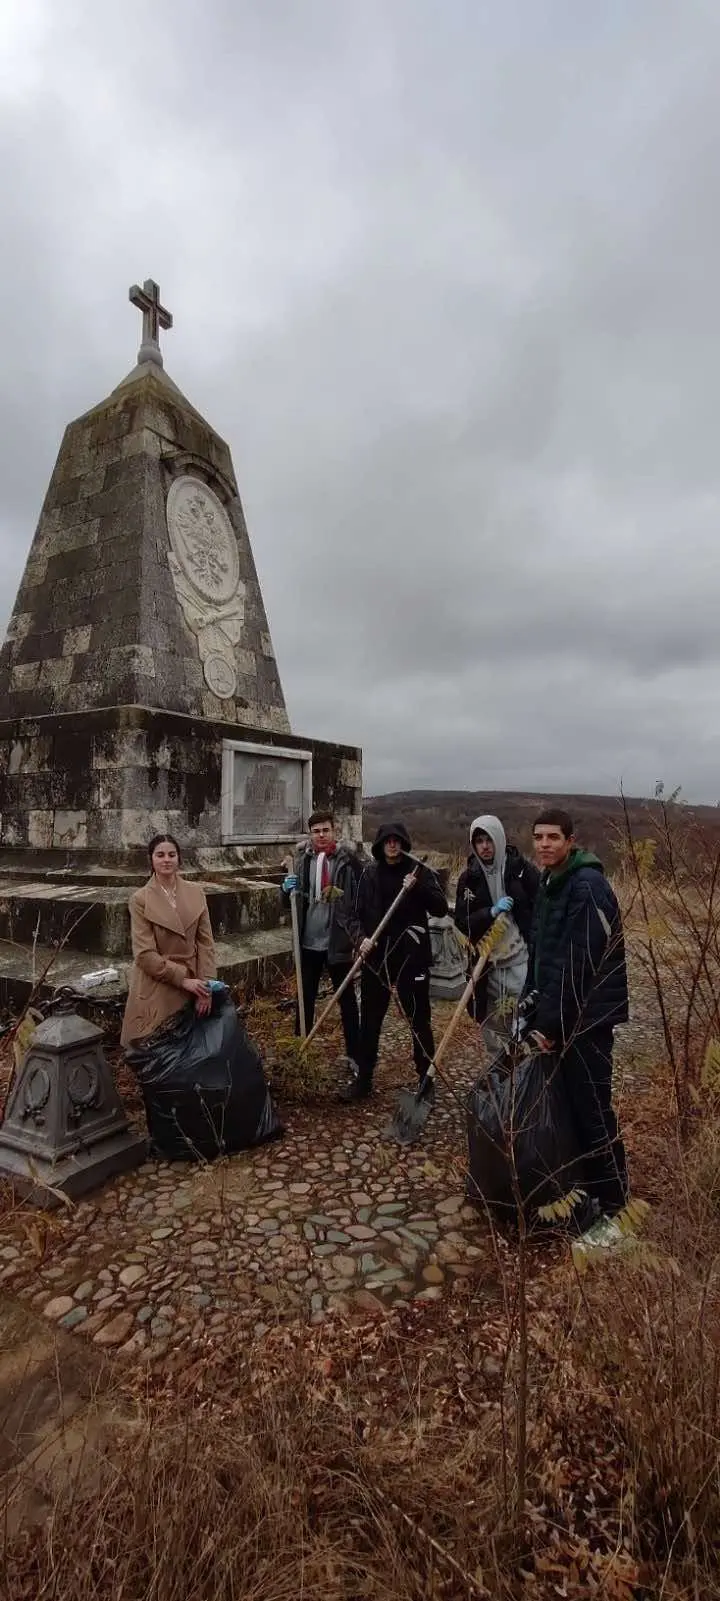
[362,789,720,866]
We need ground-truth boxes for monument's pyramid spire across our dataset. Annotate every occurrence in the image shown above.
[0,279,289,732]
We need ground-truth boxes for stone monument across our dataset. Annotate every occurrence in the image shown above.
[428,915,467,1002]
[0,280,362,1005]
[0,996,146,1206]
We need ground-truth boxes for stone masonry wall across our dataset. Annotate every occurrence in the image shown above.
[0,706,362,871]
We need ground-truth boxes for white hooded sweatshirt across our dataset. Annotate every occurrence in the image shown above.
[469,814,528,967]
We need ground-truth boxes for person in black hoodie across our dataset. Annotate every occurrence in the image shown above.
[342,821,448,1103]
[454,814,540,1053]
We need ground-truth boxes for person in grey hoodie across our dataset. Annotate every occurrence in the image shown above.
[453,814,540,1056]
[282,811,362,1066]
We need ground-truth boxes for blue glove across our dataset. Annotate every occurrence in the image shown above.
[282,874,298,893]
[491,895,514,917]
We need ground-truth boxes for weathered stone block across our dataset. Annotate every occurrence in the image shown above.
[11,662,41,690]
[76,466,108,498]
[52,810,88,848]
[45,519,100,556]
[1,816,24,845]
[119,807,186,848]
[339,758,362,788]
[63,625,92,656]
[22,556,49,587]
[9,736,52,775]
[39,657,74,692]
[27,810,54,848]
[4,612,32,645]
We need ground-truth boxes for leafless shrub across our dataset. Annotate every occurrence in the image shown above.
[618,792,720,1131]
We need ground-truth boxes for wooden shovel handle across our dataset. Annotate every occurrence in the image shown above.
[301,868,420,1051]
[426,915,509,1079]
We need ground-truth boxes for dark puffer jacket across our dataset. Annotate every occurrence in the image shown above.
[527,849,629,1044]
[348,821,448,970]
[454,845,539,948]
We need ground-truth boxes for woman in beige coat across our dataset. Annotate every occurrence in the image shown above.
[121,834,218,1047]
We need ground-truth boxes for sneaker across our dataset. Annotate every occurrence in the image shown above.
[339,1076,373,1104]
[571,1212,634,1264]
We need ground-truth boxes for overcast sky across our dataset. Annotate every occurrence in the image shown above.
[1,1,719,802]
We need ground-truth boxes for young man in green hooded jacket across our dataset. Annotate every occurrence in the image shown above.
[524,807,630,1251]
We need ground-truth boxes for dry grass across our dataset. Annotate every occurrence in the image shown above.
[686,1114,720,1221]
[3,807,720,1597]
[585,1258,720,1578]
[4,1153,719,1601]
[3,1313,509,1601]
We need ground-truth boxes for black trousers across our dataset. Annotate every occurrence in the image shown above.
[559,1028,629,1216]
[295,947,360,1063]
[358,948,435,1085]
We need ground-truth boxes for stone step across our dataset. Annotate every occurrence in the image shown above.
[0,851,287,887]
[0,927,294,1011]
[0,875,288,958]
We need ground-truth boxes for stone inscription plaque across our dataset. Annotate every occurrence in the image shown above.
[222,741,312,843]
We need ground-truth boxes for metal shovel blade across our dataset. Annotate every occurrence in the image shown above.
[383,1086,433,1146]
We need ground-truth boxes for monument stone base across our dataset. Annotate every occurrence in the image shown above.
[0,704,362,1011]
[0,1006,147,1208]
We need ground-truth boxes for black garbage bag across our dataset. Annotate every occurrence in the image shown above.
[466,1048,583,1218]
[125,996,283,1162]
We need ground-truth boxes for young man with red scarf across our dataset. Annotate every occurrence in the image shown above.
[282,811,362,1066]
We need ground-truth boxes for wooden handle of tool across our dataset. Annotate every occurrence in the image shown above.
[301,868,420,1051]
[425,915,509,1080]
[290,890,306,1038]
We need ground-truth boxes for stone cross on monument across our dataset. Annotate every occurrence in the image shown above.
[129,277,173,368]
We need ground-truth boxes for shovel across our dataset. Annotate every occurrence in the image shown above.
[384,915,509,1146]
[300,866,422,1053]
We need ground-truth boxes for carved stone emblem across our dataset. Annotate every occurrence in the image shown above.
[167,477,239,602]
[166,476,246,699]
[203,650,237,699]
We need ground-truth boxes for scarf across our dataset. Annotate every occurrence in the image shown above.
[312,844,337,902]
